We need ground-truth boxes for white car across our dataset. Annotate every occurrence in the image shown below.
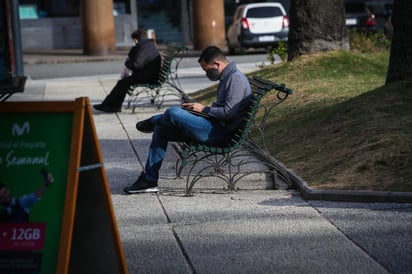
[226,2,289,54]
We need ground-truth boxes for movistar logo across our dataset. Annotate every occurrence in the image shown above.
[12,122,30,136]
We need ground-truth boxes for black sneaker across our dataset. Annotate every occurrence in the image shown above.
[124,175,158,194]
[136,118,155,133]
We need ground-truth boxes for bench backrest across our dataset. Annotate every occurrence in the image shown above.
[185,76,292,154]
[225,80,266,150]
[156,54,173,85]
[127,44,186,93]
[232,76,292,146]
[156,45,186,85]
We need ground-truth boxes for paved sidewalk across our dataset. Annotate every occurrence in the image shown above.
[5,72,409,274]
[4,51,412,273]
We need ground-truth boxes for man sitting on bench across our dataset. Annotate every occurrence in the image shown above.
[124,46,251,194]
[94,28,161,113]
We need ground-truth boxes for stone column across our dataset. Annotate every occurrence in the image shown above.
[192,0,226,51]
[81,0,115,55]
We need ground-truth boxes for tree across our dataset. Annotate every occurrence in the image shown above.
[287,0,349,61]
[385,0,412,84]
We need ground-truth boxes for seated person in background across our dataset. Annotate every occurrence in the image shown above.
[94,28,161,113]
[123,46,252,194]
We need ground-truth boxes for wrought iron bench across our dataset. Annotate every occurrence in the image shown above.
[172,75,293,195]
[126,44,192,111]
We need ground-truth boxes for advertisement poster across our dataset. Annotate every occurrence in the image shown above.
[0,112,73,274]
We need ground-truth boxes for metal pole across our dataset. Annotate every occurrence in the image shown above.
[10,0,24,76]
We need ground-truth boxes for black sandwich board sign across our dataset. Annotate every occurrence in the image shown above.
[0,97,128,274]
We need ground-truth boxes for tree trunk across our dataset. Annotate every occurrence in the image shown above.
[288,0,349,61]
[386,0,412,84]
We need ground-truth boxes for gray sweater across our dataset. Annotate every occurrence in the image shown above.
[203,62,251,132]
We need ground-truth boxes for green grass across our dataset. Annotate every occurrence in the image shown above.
[191,50,412,192]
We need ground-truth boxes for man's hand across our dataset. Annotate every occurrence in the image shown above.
[41,168,54,187]
[182,102,205,112]
[35,169,55,198]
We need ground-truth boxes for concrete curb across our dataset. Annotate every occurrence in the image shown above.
[287,169,412,203]
[22,46,202,65]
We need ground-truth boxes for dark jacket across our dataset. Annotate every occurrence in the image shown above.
[125,39,160,73]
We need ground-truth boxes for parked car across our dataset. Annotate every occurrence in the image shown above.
[226,2,289,54]
[365,1,393,32]
[344,1,377,32]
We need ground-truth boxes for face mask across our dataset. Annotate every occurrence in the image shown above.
[206,68,220,81]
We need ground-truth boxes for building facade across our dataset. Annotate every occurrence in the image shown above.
[18,0,392,50]
[19,0,137,49]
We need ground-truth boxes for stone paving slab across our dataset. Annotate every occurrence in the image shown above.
[112,191,388,274]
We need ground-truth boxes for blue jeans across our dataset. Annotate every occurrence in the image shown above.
[144,106,231,182]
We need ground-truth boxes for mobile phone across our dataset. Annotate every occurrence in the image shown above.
[40,168,52,186]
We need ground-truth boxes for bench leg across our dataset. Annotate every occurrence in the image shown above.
[185,153,233,195]
[175,158,189,179]
[182,148,285,194]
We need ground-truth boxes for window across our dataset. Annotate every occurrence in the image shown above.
[246,7,283,18]
[19,5,38,19]
[18,0,131,19]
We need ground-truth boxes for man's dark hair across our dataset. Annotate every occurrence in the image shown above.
[131,28,147,40]
[198,46,227,64]
[0,183,5,190]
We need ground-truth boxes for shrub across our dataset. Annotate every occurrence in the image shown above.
[266,42,288,64]
[349,30,391,52]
